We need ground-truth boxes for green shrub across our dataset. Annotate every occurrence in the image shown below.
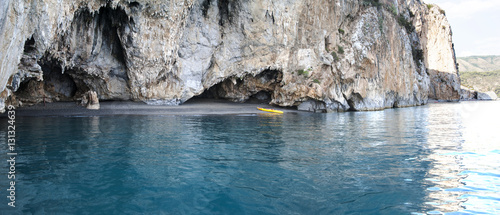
[398,14,414,33]
[389,4,397,16]
[338,46,344,54]
[331,51,339,61]
[439,9,446,15]
[460,71,500,77]
[412,47,424,66]
[297,69,310,77]
[427,4,433,10]
[338,28,345,35]
[459,71,500,97]
[313,79,321,84]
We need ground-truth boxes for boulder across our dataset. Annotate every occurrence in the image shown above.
[477,91,498,100]
[81,91,100,110]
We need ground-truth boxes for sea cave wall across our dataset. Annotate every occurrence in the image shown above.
[0,0,460,112]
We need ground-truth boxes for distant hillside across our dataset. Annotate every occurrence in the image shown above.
[460,71,500,97]
[457,56,500,72]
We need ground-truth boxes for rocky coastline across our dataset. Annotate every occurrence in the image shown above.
[0,0,461,113]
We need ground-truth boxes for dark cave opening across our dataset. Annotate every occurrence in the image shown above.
[346,93,364,111]
[23,36,36,53]
[11,4,135,106]
[41,61,78,100]
[249,91,272,103]
[14,59,79,104]
[9,36,38,93]
[66,5,132,101]
[195,76,243,99]
[129,1,140,9]
[347,103,357,111]
[193,69,283,104]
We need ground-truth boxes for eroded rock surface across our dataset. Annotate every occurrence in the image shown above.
[0,0,461,112]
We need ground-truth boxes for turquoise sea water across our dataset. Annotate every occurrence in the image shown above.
[1,101,499,214]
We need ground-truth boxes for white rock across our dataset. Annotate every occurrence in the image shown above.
[477,91,498,100]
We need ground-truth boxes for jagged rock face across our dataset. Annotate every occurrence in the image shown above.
[411,2,461,101]
[53,7,131,100]
[0,0,460,112]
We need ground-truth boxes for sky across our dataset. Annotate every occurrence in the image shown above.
[423,0,500,57]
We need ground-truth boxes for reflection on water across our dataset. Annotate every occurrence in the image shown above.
[0,101,498,214]
[423,101,500,214]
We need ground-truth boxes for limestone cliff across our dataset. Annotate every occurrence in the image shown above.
[410,2,460,101]
[0,0,461,112]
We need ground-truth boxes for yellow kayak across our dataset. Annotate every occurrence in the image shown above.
[257,107,284,114]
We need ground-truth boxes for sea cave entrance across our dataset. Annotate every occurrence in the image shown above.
[12,4,133,105]
[193,69,283,104]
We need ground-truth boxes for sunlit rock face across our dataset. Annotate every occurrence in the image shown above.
[410,2,461,101]
[0,0,460,112]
